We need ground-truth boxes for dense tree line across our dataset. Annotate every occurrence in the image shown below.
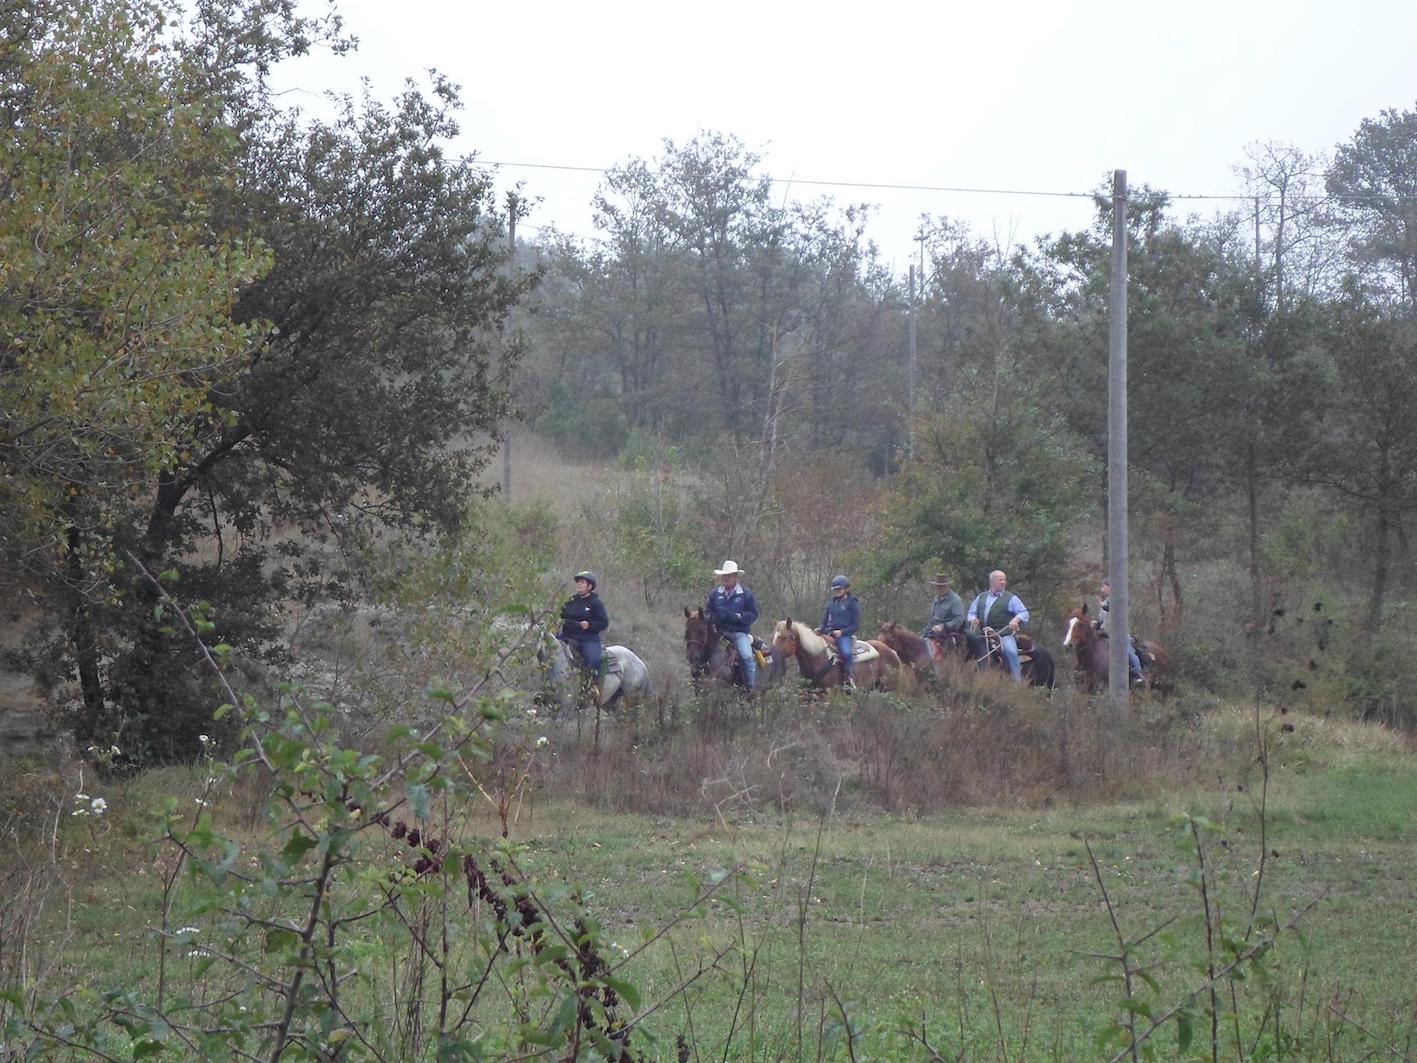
[522,122,1417,717]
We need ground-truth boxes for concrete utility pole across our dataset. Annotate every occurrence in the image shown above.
[1107,170,1130,717]
[502,193,516,499]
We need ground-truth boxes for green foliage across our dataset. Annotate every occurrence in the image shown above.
[605,465,702,607]
[870,371,1094,598]
[0,0,268,584]
[1,0,538,765]
[4,593,744,1059]
[539,379,630,458]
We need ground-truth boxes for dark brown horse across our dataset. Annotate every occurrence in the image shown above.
[876,622,969,683]
[771,619,905,692]
[1062,603,1172,694]
[682,607,786,692]
[881,620,1055,689]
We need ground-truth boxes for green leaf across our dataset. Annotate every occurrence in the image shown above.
[605,975,641,1011]
[281,830,317,863]
[407,783,430,819]
[264,928,299,954]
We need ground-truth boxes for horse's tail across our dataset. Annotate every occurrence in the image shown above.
[1030,647,1057,690]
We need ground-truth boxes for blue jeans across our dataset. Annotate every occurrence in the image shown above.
[572,635,603,679]
[998,632,1022,681]
[1128,643,1143,680]
[728,631,757,691]
[835,635,855,680]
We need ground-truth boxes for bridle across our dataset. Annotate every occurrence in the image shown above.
[684,618,719,679]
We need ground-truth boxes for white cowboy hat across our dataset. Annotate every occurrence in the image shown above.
[713,560,744,577]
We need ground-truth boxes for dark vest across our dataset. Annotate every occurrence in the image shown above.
[975,592,1013,630]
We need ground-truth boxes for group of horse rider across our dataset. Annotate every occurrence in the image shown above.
[925,571,1144,685]
[561,561,1143,695]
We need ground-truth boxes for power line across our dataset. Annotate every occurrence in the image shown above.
[480,157,1399,205]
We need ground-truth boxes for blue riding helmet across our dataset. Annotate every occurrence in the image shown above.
[830,575,850,590]
[573,571,597,589]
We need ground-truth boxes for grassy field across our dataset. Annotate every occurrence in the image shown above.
[6,700,1416,1061]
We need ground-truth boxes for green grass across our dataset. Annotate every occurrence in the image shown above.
[6,711,1417,1060]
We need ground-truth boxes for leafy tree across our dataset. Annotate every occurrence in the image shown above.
[1024,191,1259,628]
[1305,291,1417,627]
[2,0,535,762]
[0,0,274,751]
[869,354,1094,607]
[1327,104,1417,310]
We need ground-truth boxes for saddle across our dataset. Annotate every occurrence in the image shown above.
[824,639,879,666]
[982,628,1037,663]
[925,631,967,659]
[1098,629,1153,670]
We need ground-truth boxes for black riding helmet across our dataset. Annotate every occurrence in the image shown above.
[573,570,597,590]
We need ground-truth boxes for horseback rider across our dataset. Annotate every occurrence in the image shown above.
[966,569,1029,681]
[1097,579,1145,686]
[817,575,860,689]
[921,573,965,644]
[705,560,759,693]
[558,571,608,694]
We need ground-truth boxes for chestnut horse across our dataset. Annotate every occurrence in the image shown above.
[881,620,1056,689]
[682,607,786,691]
[771,619,904,691]
[1062,603,1172,694]
[876,622,968,682]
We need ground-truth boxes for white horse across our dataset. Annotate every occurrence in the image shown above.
[536,631,652,714]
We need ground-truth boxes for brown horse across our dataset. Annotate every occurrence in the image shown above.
[682,607,786,691]
[1062,603,1172,694]
[771,619,904,691]
[876,622,968,683]
[881,620,1056,689]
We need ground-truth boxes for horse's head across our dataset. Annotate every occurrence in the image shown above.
[876,621,902,650]
[1062,604,1092,648]
[683,606,715,674]
[772,618,798,657]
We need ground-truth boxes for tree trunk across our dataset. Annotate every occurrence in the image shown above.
[65,524,106,744]
[1371,502,1390,631]
[1246,438,1263,623]
[1162,536,1184,633]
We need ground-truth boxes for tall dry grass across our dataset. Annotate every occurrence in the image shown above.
[525,677,1288,818]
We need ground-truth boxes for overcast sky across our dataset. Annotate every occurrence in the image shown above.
[271,0,1417,268]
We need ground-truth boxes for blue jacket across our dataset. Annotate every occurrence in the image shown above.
[819,594,860,637]
[559,592,608,641]
[707,583,758,634]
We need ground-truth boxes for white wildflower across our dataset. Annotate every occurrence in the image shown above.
[90,797,107,816]
[536,736,548,749]
[526,707,538,718]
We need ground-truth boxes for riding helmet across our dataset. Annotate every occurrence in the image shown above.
[573,570,597,589]
[830,574,850,590]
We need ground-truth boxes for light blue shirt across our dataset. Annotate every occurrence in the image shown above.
[967,592,1029,626]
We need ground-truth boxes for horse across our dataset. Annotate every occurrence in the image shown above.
[881,620,1055,689]
[770,619,904,692]
[536,629,652,715]
[1062,603,1171,694]
[875,622,969,683]
[682,607,786,692]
